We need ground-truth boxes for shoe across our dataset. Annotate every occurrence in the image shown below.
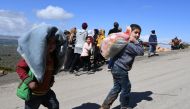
[107,68,111,71]
[99,105,110,109]
[82,68,87,71]
[75,73,80,76]
[99,106,109,109]
[62,68,69,71]
[87,71,95,74]
[148,54,154,57]
[92,69,96,72]
[69,68,74,73]
[154,53,159,56]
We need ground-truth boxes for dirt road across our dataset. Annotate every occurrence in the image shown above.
[0,48,190,109]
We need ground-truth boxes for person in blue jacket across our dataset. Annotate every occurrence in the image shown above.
[100,24,144,109]
[148,30,158,57]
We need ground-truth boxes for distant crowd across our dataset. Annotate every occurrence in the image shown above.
[61,22,187,72]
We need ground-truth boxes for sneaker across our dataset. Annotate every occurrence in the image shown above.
[99,107,104,109]
[69,69,74,73]
[87,71,95,74]
[75,73,80,76]
[99,105,110,109]
[92,69,96,72]
[154,53,159,56]
[107,68,111,71]
[148,54,154,57]
[82,68,87,71]
[62,68,69,71]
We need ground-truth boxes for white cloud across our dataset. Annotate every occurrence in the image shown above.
[0,10,32,36]
[36,5,74,20]
[31,22,49,29]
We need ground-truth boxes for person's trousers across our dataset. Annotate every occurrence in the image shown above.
[70,53,81,71]
[80,56,91,71]
[64,47,74,69]
[148,44,156,55]
[25,89,59,109]
[102,65,131,108]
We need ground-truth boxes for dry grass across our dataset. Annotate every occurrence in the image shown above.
[0,45,20,72]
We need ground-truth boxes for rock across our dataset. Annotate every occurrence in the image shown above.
[0,70,7,76]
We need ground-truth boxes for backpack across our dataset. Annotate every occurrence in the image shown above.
[16,70,34,101]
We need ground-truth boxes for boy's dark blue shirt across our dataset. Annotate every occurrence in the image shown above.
[114,42,144,71]
[149,34,157,45]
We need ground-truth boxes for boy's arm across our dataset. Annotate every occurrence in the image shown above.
[50,76,55,87]
[126,42,144,56]
[16,59,33,85]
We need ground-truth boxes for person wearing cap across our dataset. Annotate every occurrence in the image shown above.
[148,30,158,57]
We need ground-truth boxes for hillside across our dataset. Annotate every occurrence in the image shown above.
[0,45,20,72]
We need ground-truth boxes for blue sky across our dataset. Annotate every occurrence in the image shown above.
[0,0,190,44]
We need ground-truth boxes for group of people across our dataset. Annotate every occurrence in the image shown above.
[170,37,185,50]
[17,21,175,109]
[62,23,106,74]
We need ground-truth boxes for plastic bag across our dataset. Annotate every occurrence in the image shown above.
[100,32,130,59]
[16,70,34,101]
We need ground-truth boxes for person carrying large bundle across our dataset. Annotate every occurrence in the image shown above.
[100,26,131,59]
[100,24,144,109]
[16,24,66,109]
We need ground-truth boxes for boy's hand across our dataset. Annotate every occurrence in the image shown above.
[129,36,137,43]
[28,81,38,90]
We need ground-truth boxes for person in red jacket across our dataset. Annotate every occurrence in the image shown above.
[16,27,62,109]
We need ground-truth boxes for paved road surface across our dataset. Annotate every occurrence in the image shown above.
[0,48,190,109]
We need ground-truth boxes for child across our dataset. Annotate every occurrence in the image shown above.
[80,36,92,72]
[100,24,144,109]
[16,25,65,109]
